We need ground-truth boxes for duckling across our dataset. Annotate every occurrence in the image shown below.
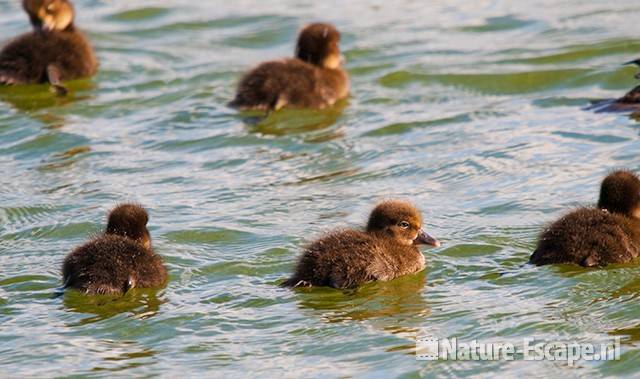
[530,170,640,267]
[282,200,440,289]
[0,0,98,96]
[612,59,640,106]
[62,204,167,295]
[229,23,349,111]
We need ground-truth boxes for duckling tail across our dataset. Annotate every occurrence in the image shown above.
[227,97,243,109]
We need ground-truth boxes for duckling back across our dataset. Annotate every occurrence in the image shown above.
[530,208,640,267]
[229,59,348,111]
[62,234,167,295]
[230,22,349,111]
[0,30,97,85]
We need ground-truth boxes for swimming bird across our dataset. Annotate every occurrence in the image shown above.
[229,23,349,111]
[609,58,640,106]
[282,200,440,289]
[0,0,98,96]
[62,204,167,295]
[530,170,640,267]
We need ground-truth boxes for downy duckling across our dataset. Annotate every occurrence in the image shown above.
[282,200,440,289]
[530,170,640,267]
[62,204,167,295]
[0,0,98,95]
[229,23,349,111]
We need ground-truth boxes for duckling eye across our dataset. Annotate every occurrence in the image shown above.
[398,221,410,229]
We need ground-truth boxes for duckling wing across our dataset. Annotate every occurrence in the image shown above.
[62,235,147,295]
[130,251,168,288]
[286,230,377,289]
[230,59,320,110]
[0,34,48,84]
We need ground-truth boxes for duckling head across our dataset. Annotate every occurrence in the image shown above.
[366,200,440,247]
[295,23,343,69]
[23,0,74,33]
[597,170,640,218]
[105,203,152,249]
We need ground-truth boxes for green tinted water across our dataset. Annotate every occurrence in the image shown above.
[1,1,640,377]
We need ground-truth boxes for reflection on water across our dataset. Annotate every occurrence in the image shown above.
[37,146,93,172]
[294,271,428,323]
[62,289,166,325]
[0,81,94,112]
[242,100,348,142]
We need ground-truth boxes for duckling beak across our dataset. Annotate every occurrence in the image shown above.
[414,229,440,247]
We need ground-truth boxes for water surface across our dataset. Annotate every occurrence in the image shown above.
[1,0,640,377]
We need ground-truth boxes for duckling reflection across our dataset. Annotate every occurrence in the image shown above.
[590,275,640,306]
[0,80,93,115]
[62,288,165,325]
[38,145,91,171]
[610,320,640,344]
[0,0,98,96]
[292,272,429,323]
[244,99,347,142]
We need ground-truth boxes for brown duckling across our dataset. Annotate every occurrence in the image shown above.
[282,200,440,289]
[592,59,640,112]
[615,59,640,110]
[0,0,98,95]
[530,170,640,267]
[229,22,349,111]
[62,204,167,295]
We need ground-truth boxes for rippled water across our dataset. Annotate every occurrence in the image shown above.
[1,0,640,377]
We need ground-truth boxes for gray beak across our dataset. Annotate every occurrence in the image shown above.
[414,229,440,247]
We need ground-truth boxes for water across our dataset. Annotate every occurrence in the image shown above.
[1,0,640,377]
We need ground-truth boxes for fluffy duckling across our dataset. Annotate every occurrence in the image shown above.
[530,170,640,267]
[229,23,349,111]
[62,204,167,295]
[0,0,98,95]
[282,200,440,289]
